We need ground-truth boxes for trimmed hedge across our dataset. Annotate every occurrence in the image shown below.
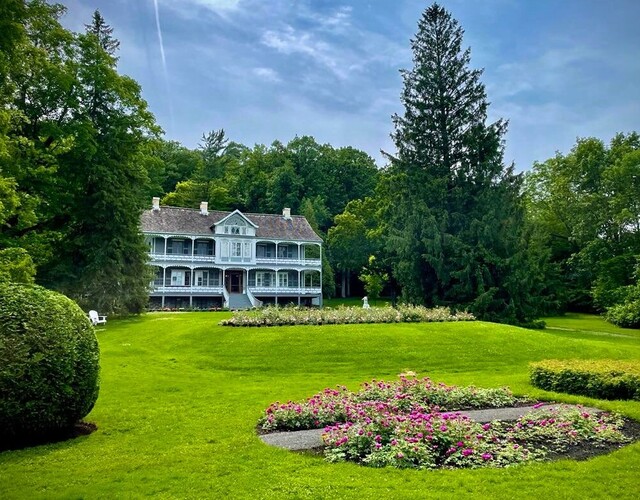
[0,283,100,440]
[530,359,640,401]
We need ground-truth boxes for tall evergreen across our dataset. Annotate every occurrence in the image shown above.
[49,10,158,313]
[387,3,539,322]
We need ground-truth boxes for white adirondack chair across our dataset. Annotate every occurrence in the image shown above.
[88,310,107,326]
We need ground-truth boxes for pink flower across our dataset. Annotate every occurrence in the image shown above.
[397,452,404,459]
[533,403,545,409]
[462,449,473,457]
[482,423,491,431]
[457,441,464,447]
[482,453,492,461]
[440,425,448,432]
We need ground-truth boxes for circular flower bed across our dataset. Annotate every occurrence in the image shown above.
[258,374,634,469]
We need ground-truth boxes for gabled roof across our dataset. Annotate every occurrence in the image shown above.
[213,209,259,228]
[140,206,323,242]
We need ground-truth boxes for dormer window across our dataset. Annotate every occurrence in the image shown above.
[223,215,247,235]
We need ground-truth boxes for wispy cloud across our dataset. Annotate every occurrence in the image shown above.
[261,26,350,79]
[252,67,281,83]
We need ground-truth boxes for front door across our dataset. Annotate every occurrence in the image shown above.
[226,271,243,293]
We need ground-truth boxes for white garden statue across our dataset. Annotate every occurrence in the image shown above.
[362,296,370,309]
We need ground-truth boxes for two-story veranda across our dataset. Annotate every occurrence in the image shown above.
[141,199,323,309]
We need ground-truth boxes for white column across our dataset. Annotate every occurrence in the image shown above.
[164,236,168,256]
[297,242,301,264]
[162,266,166,308]
[298,269,301,306]
[319,244,323,307]
[191,237,195,258]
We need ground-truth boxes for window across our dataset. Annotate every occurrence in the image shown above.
[278,272,288,288]
[256,271,274,287]
[278,245,293,259]
[170,239,184,255]
[197,241,211,256]
[231,242,242,257]
[231,226,240,235]
[196,270,209,287]
[171,270,185,286]
[257,245,274,258]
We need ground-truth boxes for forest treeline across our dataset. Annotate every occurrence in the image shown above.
[1,1,638,326]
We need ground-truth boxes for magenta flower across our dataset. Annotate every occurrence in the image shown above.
[482,453,492,461]
[462,449,473,456]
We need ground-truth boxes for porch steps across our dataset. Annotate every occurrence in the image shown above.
[228,293,253,310]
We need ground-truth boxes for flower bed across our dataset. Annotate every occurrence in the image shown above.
[221,305,474,327]
[530,359,640,401]
[259,374,525,432]
[258,374,632,469]
[323,405,628,469]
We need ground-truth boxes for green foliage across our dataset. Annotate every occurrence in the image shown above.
[524,133,640,313]
[0,247,35,283]
[0,283,100,440]
[386,3,541,323]
[606,299,640,328]
[530,359,640,400]
[359,255,388,301]
[162,135,378,234]
[0,3,159,314]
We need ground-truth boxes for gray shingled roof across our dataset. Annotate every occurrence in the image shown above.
[140,206,323,242]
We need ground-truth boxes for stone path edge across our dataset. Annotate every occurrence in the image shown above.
[259,404,600,451]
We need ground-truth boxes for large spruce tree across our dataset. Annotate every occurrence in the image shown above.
[387,3,539,322]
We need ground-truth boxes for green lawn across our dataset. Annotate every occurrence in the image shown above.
[1,313,640,499]
[543,312,640,340]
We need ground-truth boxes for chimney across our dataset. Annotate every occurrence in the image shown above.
[152,197,160,211]
[200,201,209,216]
[282,207,291,219]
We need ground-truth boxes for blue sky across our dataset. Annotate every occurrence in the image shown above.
[58,0,640,171]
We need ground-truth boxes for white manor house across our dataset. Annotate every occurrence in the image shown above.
[141,198,323,309]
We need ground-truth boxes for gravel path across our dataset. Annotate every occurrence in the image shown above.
[259,404,600,451]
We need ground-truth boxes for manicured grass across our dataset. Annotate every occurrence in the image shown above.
[1,312,640,498]
[543,312,640,340]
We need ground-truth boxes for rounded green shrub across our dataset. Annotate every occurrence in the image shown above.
[605,300,640,328]
[0,283,100,440]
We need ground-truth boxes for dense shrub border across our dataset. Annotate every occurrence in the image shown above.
[259,374,631,469]
[0,284,100,441]
[530,359,640,400]
[221,305,475,327]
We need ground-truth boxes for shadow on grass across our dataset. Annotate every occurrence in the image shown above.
[1,421,98,453]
